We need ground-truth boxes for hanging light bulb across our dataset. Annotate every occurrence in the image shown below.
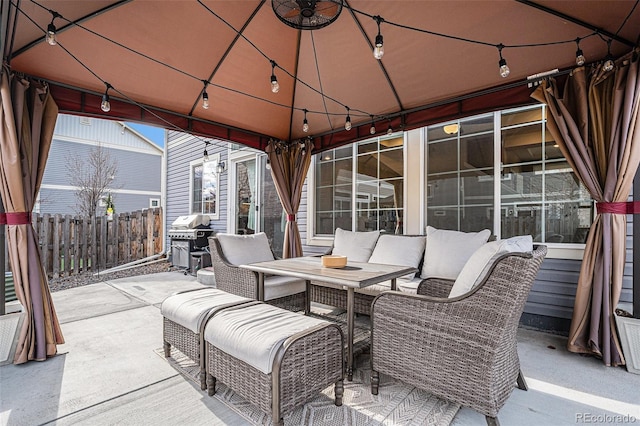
[203,147,209,162]
[369,115,376,135]
[45,11,60,46]
[202,91,209,109]
[574,38,585,66]
[345,107,352,131]
[46,22,57,46]
[201,80,210,109]
[603,39,614,72]
[265,158,271,170]
[373,16,384,60]
[101,83,112,113]
[497,44,510,78]
[302,109,309,133]
[387,124,393,135]
[270,60,280,93]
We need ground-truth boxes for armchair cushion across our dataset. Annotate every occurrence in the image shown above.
[368,235,426,279]
[331,228,380,262]
[356,276,422,295]
[264,276,307,301]
[421,226,491,280]
[216,232,274,265]
[449,235,533,298]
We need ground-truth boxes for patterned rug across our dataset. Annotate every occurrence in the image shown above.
[155,346,459,426]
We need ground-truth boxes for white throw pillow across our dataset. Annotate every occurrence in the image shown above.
[448,235,533,298]
[421,226,491,280]
[368,235,426,278]
[332,228,380,262]
[216,232,275,265]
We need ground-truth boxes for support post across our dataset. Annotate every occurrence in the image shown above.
[634,169,639,319]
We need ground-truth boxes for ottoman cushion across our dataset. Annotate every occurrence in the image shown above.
[205,303,328,374]
[161,288,251,333]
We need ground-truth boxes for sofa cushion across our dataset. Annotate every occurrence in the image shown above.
[332,228,380,262]
[448,235,534,298]
[368,235,425,278]
[204,303,328,374]
[161,288,251,333]
[216,232,274,265]
[356,276,422,295]
[421,226,491,280]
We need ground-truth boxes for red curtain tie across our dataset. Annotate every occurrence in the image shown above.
[596,201,640,214]
[287,214,296,222]
[0,212,32,225]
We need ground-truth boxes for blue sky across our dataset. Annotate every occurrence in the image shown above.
[126,122,165,147]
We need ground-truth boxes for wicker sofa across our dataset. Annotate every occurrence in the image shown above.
[370,244,547,426]
[208,233,306,312]
[310,227,493,315]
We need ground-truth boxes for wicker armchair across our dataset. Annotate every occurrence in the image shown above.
[208,236,306,312]
[370,245,547,426]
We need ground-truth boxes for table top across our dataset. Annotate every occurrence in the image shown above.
[240,256,416,289]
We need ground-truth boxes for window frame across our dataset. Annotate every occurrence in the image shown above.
[189,153,220,220]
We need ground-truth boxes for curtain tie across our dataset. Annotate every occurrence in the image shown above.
[0,212,32,225]
[596,201,640,214]
[287,214,296,222]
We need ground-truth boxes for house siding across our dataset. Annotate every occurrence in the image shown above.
[165,131,227,250]
[38,115,162,215]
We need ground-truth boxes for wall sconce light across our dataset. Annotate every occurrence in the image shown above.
[216,161,226,174]
[443,124,459,135]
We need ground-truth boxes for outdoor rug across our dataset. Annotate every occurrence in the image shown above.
[155,346,460,426]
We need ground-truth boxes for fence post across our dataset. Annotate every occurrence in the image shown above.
[52,214,61,278]
[81,216,88,274]
[100,216,107,271]
[146,208,154,256]
[136,210,143,259]
[124,214,131,263]
[72,216,80,275]
[63,215,71,277]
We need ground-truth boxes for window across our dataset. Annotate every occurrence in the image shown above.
[149,198,160,208]
[314,135,404,235]
[190,154,220,219]
[425,105,593,243]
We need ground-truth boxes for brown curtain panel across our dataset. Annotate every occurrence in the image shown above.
[0,66,64,363]
[266,139,313,258]
[532,51,640,366]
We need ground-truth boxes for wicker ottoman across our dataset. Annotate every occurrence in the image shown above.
[204,302,344,426]
[160,288,251,390]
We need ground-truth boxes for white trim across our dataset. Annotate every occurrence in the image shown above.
[493,111,502,238]
[189,153,221,220]
[306,156,316,245]
[118,122,164,154]
[53,135,162,156]
[39,184,161,196]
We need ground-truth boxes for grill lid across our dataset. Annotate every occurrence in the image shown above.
[170,214,210,230]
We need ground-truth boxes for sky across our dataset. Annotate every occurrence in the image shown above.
[126,122,165,147]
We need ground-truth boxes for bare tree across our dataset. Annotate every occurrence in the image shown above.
[65,144,119,217]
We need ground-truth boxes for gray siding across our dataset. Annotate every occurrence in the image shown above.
[43,139,162,192]
[38,188,159,215]
[165,131,228,250]
[38,115,163,215]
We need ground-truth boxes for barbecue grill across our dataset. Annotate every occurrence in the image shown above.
[168,215,215,274]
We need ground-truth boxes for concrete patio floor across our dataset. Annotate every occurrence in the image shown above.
[1,270,639,425]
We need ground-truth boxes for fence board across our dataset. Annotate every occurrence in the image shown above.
[31,208,162,279]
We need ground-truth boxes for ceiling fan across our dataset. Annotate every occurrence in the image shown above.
[272,0,344,30]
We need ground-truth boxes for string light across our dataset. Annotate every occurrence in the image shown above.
[373,16,384,60]
[575,38,586,66]
[345,106,352,131]
[387,119,393,135]
[46,11,60,46]
[369,115,376,134]
[603,39,614,71]
[203,142,209,162]
[497,44,510,78]
[270,60,280,93]
[265,158,271,170]
[302,109,309,132]
[101,83,112,112]
[201,81,210,109]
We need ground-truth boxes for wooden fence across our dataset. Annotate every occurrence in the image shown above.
[32,207,163,278]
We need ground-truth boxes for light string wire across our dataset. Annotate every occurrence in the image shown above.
[12,2,251,153]
[17,0,637,136]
